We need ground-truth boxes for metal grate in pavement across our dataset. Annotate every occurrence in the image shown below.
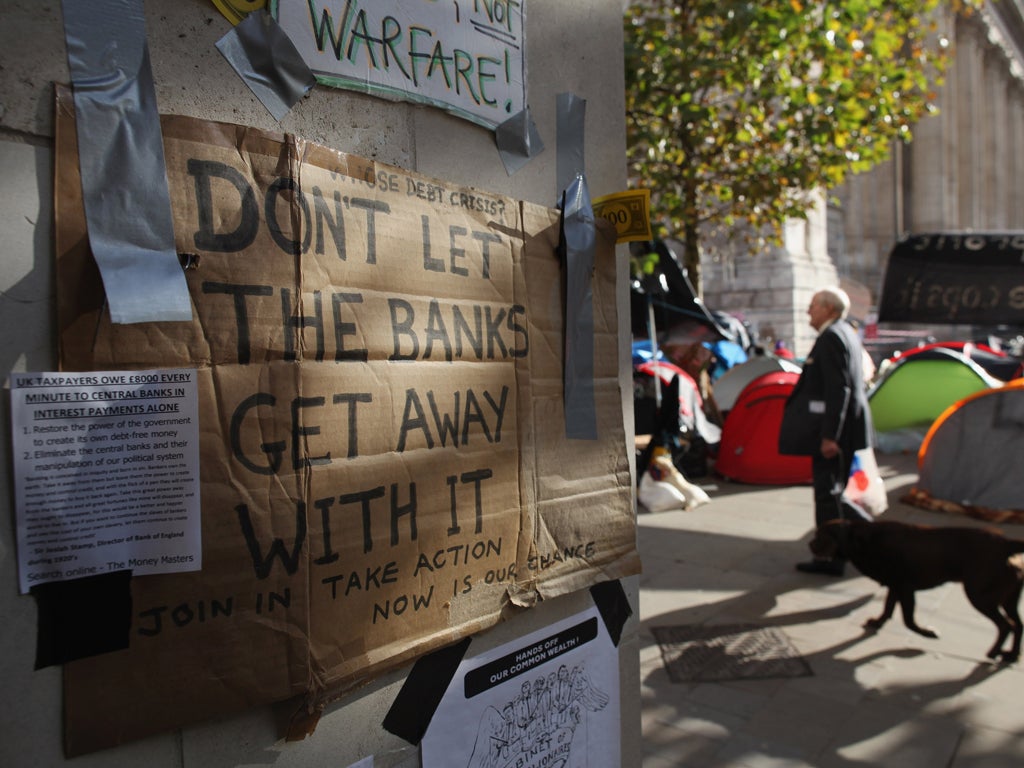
[651,624,813,683]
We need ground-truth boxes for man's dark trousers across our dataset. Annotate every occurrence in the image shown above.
[812,450,873,527]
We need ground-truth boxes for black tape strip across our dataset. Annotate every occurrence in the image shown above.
[32,570,132,669]
[382,636,472,744]
[590,579,633,647]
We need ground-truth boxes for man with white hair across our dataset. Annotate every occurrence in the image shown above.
[781,287,874,577]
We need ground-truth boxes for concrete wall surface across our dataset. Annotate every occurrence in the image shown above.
[0,2,640,766]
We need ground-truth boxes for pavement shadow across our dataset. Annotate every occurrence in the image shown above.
[638,522,1022,766]
[796,633,1013,768]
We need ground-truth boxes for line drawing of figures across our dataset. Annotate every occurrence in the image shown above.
[464,663,610,768]
[570,665,609,713]
[512,679,533,751]
[554,664,573,725]
[528,676,552,747]
[467,705,514,768]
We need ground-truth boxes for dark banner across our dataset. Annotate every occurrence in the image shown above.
[878,233,1024,325]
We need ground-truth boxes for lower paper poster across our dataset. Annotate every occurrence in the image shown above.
[421,603,620,768]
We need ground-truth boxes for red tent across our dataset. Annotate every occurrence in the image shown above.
[715,371,813,485]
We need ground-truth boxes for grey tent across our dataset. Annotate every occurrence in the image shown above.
[907,380,1024,520]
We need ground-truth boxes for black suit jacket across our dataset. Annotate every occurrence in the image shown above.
[779,319,872,456]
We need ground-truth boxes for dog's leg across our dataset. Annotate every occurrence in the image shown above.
[999,583,1023,663]
[981,610,1014,662]
[896,589,939,639]
[864,590,897,632]
[1004,605,1022,663]
[966,596,1012,661]
[992,613,1019,663]
[967,580,1022,663]
[977,607,1012,661]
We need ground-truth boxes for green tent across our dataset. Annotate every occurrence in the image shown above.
[869,348,1001,434]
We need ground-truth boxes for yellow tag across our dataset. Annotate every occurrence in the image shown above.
[591,189,653,243]
[211,0,266,25]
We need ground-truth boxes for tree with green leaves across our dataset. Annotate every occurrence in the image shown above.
[624,0,979,294]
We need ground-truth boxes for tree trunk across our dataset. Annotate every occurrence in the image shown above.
[682,221,701,298]
[682,179,702,297]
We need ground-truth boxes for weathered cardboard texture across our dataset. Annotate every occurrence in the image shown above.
[52,85,639,755]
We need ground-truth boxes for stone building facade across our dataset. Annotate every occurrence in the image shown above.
[703,1,1024,360]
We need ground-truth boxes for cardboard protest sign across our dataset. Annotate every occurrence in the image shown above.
[271,0,527,129]
[52,86,637,754]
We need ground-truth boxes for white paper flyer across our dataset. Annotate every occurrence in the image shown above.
[11,368,202,593]
[422,604,620,768]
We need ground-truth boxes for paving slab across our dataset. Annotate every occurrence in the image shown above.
[639,451,1024,767]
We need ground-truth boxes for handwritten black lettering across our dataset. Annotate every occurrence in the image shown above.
[230,390,372,474]
[282,288,325,362]
[201,282,274,365]
[191,163,392,264]
[388,300,528,362]
[331,293,369,361]
[372,586,434,623]
[266,176,311,255]
[412,537,503,576]
[321,561,400,598]
[254,588,291,614]
[237,502,307,579]
[396,387,508,450]
[312,186,346,258]
[189,160,259,251]
[136,596,234,637]
[527,541,598,572]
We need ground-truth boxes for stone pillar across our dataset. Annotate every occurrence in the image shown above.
[905,9,962,233]
[984,47,1006,226]
[956,19,986,226]
[1012,87,1024,224]
[702,191,837,358]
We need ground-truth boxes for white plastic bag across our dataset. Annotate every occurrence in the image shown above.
[638,472,690,512]
[845,447,888,516]
[638,455,711,512]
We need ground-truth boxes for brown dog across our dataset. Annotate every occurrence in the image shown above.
[810,519,1024,662]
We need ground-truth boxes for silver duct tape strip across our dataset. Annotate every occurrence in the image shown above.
[556,92,586,198]
[216,11,316,122]
[558,93,596,438]
[561,175,598,440]
[495,107,545,175]
[61,0,192,324]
